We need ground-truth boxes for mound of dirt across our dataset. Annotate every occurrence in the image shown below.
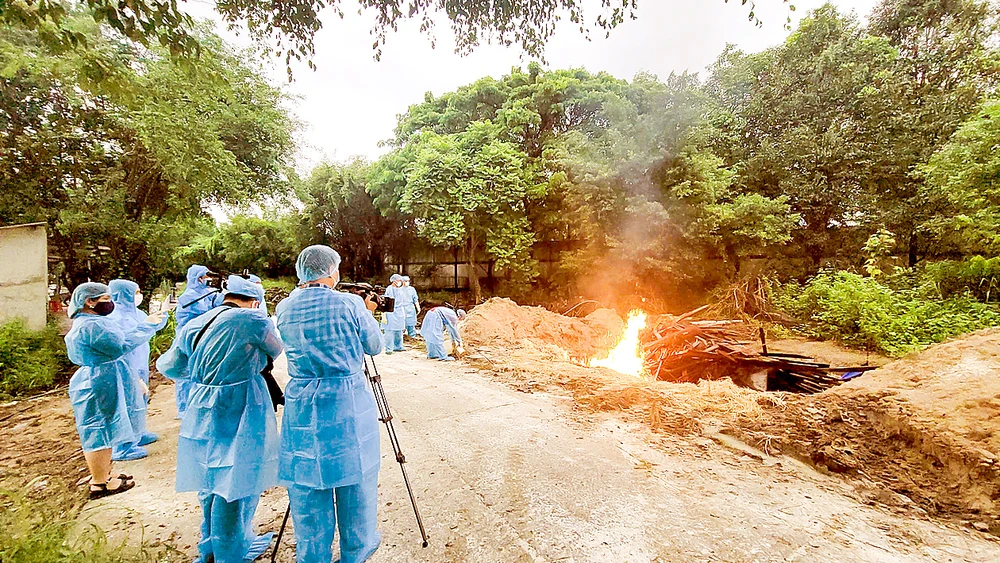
[462,298,1000,526]
[733,329,1000,526]
[462,298,622,360]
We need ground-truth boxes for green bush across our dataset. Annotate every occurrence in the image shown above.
[148,313,176,359]
[0,320,70,399]
[774,270,1000,356]
[921,256,1000,302]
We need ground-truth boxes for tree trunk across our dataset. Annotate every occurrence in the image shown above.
[467,235,481,304]
[907,230,919,268]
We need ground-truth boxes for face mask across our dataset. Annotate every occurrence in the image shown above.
[135,293,144,306]
[93,301,115,316]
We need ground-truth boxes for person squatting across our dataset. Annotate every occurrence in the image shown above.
[64,244,467,563]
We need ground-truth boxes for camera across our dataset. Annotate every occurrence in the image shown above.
[338,282,396,313]
[204,270,250,291]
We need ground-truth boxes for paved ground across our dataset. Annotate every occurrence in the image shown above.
[86,349,1000,562]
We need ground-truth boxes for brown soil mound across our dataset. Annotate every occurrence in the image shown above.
[462,298,622,360]
[732,329,1000,527]
[465,299,1000,526]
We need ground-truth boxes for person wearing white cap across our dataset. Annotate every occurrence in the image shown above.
[401,276,420,338]
[382,274,407,353]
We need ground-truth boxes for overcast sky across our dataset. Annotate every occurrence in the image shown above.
[186,0,880,170]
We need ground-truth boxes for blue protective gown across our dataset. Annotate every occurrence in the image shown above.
[156,304,282,563]
[174,265,224,416]
[382,284,406,352]
[66,313,161,452]
[420,307,462,361]
[108,281,167,458]
[275,286,384,563]
[401,286,419,337]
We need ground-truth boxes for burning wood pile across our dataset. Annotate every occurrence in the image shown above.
[639,306,876,393]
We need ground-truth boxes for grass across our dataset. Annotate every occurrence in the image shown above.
[0,482,183,563]
[0,319,71,400]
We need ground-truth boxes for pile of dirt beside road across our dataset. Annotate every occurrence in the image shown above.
[732,329,1000,527]
[462,297,622,360]
[464,300,1000,527]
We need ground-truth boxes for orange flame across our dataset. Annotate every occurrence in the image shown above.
[590,310,647,377]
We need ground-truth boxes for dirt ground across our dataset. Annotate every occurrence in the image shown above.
[461,299,1000,532]
[733,329,1000,529]
[2,346,1000,561]
[4,301,1000,561]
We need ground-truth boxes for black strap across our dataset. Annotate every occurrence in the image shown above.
[181,289,221,309]
[191,303,236,352]
[190,303,284,411]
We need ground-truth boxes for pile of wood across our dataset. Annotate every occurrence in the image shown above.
[640,306,876,393]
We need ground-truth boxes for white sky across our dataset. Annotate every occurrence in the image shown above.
[185,0,880,171]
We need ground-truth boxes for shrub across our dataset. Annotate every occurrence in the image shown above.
[148,313,176,359]
[921,256,1000,302]
[774,270,1000,356]
[0,320,70,399]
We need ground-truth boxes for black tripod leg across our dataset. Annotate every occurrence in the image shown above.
[365,355,430,547]
[270,504,291,563]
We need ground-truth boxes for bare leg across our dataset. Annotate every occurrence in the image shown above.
[84,448,113,484]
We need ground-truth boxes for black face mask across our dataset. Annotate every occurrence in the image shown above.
[93,301,115,316]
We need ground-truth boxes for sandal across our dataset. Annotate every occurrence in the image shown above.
[89,477,135,500]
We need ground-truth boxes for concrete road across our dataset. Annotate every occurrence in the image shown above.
[88,349,1000,562]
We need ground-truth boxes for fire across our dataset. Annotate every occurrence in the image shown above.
[590,310,648,377]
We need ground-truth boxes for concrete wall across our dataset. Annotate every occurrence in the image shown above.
[0,223,48,330]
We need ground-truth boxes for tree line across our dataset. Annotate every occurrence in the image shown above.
[2,1,999,309]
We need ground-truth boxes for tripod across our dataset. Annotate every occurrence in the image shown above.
[365,354,429,548]
[271,355,428,562]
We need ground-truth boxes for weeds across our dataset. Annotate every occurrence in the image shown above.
[0,320,71,399]
[0,485,181,563]
[148,313,176,359]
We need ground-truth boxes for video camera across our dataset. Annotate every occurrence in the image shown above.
[338,282,395,313]
[203,270,251,291]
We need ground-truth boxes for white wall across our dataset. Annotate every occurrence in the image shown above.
[0,223,48,330]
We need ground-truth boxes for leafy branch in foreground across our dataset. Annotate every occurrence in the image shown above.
[3,0,793,76]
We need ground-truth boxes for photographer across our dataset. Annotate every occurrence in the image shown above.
[173,264,225,417]
[156,276,282,563]
[382,274,406,353]
[274,245,383,563]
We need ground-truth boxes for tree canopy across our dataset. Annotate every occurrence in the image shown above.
[3,0,792,76]
[0,10,297,289]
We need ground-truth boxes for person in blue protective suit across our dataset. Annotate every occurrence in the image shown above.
[174,265,225,417]
[247,274,268,314]
[420,306,467,361]
[275,245,383,563]
[107,279,169,461]
[400,276,420,338]
[382,274,406,353]
[156,275,283,563]
[65,282,167,499]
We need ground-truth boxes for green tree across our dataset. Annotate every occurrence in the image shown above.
[0,12,297,289]
[918,98,1000,256]
[297,159,412,281]
[869,0,1000,265]
[370,122,539,302]
[706,6,902,267]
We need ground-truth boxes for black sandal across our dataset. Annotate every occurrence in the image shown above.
[89,477,135,499]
